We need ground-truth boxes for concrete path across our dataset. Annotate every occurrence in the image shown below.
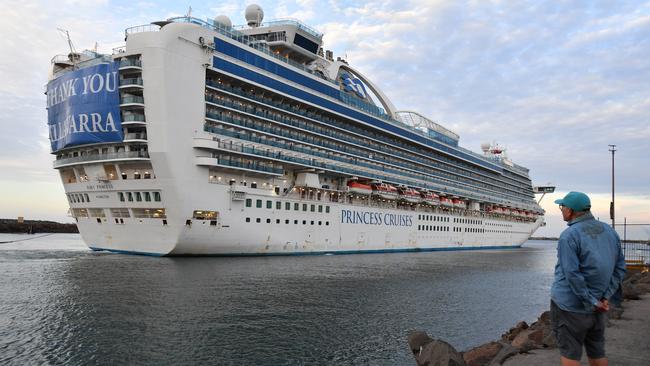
[503,294,650,365]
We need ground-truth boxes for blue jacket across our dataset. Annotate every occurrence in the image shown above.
[551,212,626,313]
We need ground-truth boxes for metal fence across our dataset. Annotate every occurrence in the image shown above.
[618,220,650,270]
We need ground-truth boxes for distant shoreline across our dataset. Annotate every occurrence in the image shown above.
[0,219,78,234]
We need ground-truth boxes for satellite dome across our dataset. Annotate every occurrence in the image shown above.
[480,143,491,153]
[245,4,264,27]
[214,15,232,28]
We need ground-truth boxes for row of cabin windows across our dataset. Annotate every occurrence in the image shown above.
[454,218,483,225]
[68,193,90,203]
[245,217,330,226]
[118,191,162,202]
[245,199,330,213]
[418,215,449,222]
[208,88,531,196]
[487,222,512,227]
[418,226,486,233]
[464,228,485,233]
[418,225,450,232]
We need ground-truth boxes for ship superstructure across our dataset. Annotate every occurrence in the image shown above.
[47,6,545,255]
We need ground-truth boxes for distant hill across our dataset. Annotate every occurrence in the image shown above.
[0,219,78,234]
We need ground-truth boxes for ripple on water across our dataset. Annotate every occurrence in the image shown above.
[0,235,557,365]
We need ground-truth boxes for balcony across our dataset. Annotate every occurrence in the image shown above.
[196,156,283,176]
[53,151,150,168]
[120,95,144,109]
[119,58,142,72]
[119,77,143,90]
[123,132,148,142]
[121,113,146,126]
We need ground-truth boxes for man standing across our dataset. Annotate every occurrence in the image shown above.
[551,191,626,366]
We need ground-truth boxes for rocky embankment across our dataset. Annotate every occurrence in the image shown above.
[408,270,650,366]
[0,219,78,234]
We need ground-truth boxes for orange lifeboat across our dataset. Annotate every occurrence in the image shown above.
[347,180,372,195]
[452,198,466,209]
[371,183,398,200]
[398,187,420,203]
[440,196,453,207]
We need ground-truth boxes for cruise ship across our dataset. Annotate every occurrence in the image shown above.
[47,5,546,256]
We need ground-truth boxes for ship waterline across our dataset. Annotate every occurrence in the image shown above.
[48,7,544,256]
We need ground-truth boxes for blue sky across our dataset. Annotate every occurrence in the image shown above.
[0,0,648,238]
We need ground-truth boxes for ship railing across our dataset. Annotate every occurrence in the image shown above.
[51,54,71,64]
[205,83,511,180]
[124,133,147,140]
[113,45,127,55]
[204,107,529,205]
[53,151,150,167]
[211,156,284,175]
[205,124,540,212]
[203,124,527,207]
[203,97,528,202]
[121,96,144,104]
[125,24,160,36]
[231,18,323,39]
[120,77,143,86]
[119,58,142,67]
[122,113,146,122]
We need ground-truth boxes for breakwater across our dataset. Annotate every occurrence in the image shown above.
[0,219,78,234]
[408,269,650,366]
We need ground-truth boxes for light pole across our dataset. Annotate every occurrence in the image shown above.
[608,145,616,228]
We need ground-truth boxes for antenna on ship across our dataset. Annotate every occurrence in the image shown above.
[57,28,79,67]
[186,6,193,18]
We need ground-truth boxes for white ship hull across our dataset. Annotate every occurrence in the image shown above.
[68,182,542,256]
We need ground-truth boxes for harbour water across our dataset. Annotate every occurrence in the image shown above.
[0,234,557,365]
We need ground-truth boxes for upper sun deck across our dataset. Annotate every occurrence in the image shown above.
[118,15,530,177]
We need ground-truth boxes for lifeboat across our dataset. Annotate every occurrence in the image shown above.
[439,196,453,207]
[452,198,466,209]
[347,180,372,195]
[398,187,420,203]
[420,191,440,206]
[371,183,398,199]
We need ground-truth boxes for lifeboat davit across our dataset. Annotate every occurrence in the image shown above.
[421,191,440,206]
[398,187,420,203]
[371,183,398,200]
[347,180,372,195]
[440,196,453,207]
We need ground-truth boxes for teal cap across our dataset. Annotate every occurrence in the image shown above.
[554,191,591,211]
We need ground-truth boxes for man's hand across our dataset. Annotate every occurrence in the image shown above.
[595,299,610,313]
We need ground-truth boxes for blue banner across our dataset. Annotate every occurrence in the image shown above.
[47,62,122,151]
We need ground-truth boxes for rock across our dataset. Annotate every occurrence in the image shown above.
[635,283,650,293]
[637,272,650,284]
[542,332,557,348]
[501,321,528,342]
[463,342,503,366]
[608,305,624,320]
[417,339,466,366]
[488,343,519,365]
[408,330,435,355]
[623,283,641,300]
[510,329,544,352]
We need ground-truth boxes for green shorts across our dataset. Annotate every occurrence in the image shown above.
[550,300,606,360]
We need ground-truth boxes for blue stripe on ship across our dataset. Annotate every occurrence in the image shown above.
[213,38,501,173]
[88,245,523,257]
